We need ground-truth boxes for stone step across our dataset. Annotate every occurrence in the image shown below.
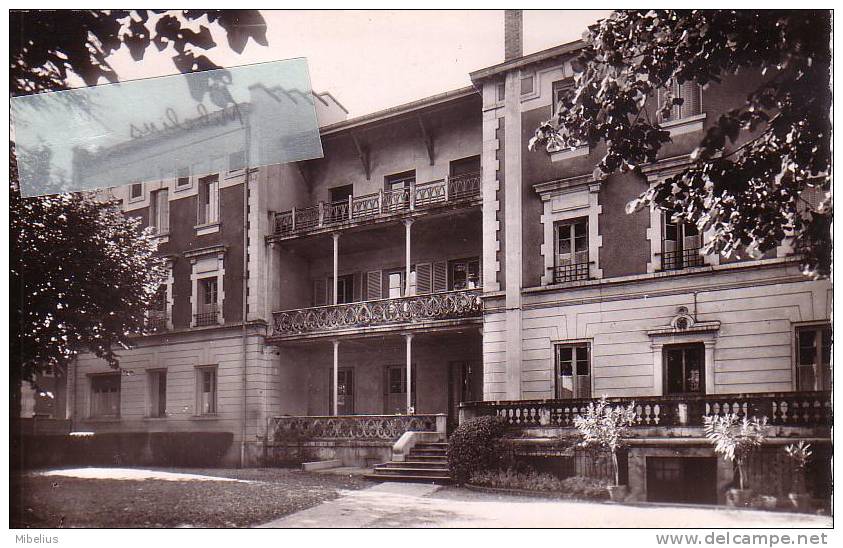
[364,473,451,484]
[408,449,448,457]
[403,454,447,462]
[377,460,447,470]
[372,466,450,477]
[413,442,449,449]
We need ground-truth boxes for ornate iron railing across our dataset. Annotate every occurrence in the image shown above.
[146,310,169,332]
[552,262,591,284]
[460,392,832,429]
[194,303,219,327]
[662,247,705,270]
[272,171,481,237]
[268,414,440,442]
[272,288,482,336]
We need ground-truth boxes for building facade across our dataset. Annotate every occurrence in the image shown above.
[35,13,830,501]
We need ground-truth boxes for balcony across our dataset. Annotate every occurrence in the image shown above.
[459,391,832,429]
[270,288,482,340]
[551,262,592,284]
[194,303,219,327]
[145,309,169,333]
[662,246,704,271]
[269,414,445,442]
[271,172,481,240]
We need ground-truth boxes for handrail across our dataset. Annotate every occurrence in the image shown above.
[272,172,481,237]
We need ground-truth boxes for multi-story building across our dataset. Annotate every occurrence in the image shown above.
[29,12,830,502]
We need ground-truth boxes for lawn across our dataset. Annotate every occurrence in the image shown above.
[11,467,373,528]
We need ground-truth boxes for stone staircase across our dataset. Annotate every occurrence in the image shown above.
[365,441,451,484]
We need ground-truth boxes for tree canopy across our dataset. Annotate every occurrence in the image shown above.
[10,10,268,95]
[10,10,268,397]
[530,10,831,278]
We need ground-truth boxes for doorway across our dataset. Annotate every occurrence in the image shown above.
[383,364,416,414]
[329,367,354,415]
[646,457,717,504]
[448,360,480,429]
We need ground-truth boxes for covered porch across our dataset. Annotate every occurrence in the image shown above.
[265,328,482,467]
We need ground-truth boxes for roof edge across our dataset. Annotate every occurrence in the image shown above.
[469,39,585,82]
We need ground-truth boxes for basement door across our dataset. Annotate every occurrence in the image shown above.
[646,457,717,504]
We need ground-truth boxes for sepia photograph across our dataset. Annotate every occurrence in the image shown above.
[7,6,835,535]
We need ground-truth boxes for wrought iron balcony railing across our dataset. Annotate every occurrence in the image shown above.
[551,262,592,284]
[194,303,219,327]
[459,391,832,429]
[268,414,444,442]
[662,247,705,271]
[273,172,482,238]
[145,309,169,332]
[272,288,483,337]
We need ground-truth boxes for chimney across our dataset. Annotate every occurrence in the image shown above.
[504,10,523,61]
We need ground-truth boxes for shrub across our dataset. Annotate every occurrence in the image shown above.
[447,415,508,484]
[469,468,609,500]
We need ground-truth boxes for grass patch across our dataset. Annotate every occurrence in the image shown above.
[11,467,372,528]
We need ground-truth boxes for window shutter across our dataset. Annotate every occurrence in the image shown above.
[416,263,432,294]
[313,279,327,306]
[353,272,363,302]
[680,81,701,117]
[366,270,382,301]
[662,214,678,252]
[159,190,169,232]
[326,277,334,305]
[210,179,220,223]
[432,261,448,292]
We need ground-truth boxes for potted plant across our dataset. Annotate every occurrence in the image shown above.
[703,413,768,507]
[784,441,812,512]
[573,396,637,502]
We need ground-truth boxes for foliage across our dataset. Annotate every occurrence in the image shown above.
[10,157,167,389]
[530,10,831,278]
[10,10,267,95]
[784,441,812,494]
[703,413,768,491]
[447,415,508,484]
[469,468,610,500]
[573,396,637,486]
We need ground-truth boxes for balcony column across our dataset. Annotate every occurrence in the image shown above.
[332,232,340,305]
[405,333,413,414]
[332,339,340,416]
[404,219,413,296]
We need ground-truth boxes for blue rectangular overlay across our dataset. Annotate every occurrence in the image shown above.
[11,58,323,197]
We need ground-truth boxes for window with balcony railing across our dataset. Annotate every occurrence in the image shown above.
[662,215,704,271]
[554,218,590,283]
[195,277,219,326]
[146,285,169,332]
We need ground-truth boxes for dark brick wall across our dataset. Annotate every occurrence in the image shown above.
[598,171,651,278]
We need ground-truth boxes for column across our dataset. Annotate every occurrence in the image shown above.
[332,233,340,305]
[404,219,413,296]
[332,340,340,416]
[405,333,413,413]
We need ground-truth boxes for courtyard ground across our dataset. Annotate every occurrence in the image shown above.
[10,467,372,528]
[259,482,834,528]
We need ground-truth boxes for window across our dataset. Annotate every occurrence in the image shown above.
[196,277,219,326]
[385,170,415,192]
[796,325,832,391]
[150,189,169,234]
[662,214,703,270]
[664,343,705,395]
[228,150,246,173]
[330,367,354,415]
[90,374,121,417]
[384,364,417,411]
[148,370,167,418]
[520,75,534,95]
[130,182,143,200]
[555,344,590,399]
[449,258,480,290]
[552,79,574,115]
[196,367,217,415]
[496,82,505,101]
[554,218,589,283]
[176,167,191,187]
[197,175,220,225]
[449,155,481,177]
[330,184,354,204]
[147,285,168,331]
[330,274,355,304]
[386,268,416,298]
[659,81,702,122]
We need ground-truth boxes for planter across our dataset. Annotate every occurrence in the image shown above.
[607,484,629,502]
[788,493,812,512]
[758,495,778,510]
[726,488,754,508]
